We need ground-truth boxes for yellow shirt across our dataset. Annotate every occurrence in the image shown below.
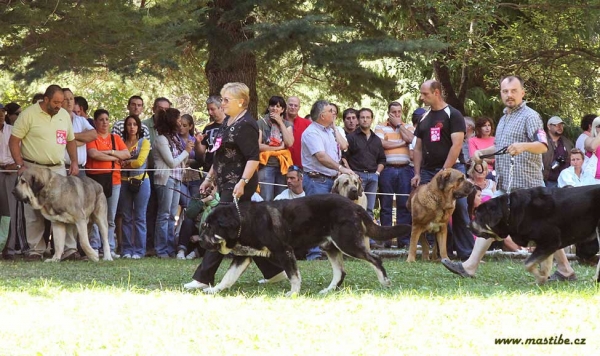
[11,103,75,165]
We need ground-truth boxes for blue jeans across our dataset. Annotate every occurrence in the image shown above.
[378,165,414,245]
[258,165,286,201]
[179,179,202,208]
[302,174,335,260]
[119,178,151,256]
[90,184,121,253]
[420,164,473,259]
[355,171,379,219]
[154,177,181,257]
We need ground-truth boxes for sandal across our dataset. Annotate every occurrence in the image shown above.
[441,258,475,278]
[547,270,577,282]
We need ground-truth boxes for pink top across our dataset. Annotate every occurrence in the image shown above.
[469,136,496,168]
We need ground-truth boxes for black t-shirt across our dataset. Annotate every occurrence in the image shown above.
[200,118,226,172]
[415,105,466,169]
[213,112,259,192]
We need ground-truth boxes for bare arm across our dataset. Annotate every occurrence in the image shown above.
[584,135,600,152]
[75,129,97,146]
[87,148,118,162]
[411,137,423,187]
[66,140,79,176]
[508,141,547,156]
[334,127,348,151]
[442,132,465,169]
[314,151,354,175]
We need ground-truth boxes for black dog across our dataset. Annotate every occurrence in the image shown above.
[198,194,411,295]
[470,185,600,283]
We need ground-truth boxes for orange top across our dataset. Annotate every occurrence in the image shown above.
[86,133,127,185]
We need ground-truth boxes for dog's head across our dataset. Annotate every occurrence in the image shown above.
[332,173,363,201]
[469,196,508,240]
[12,167,51,208]
[198,204,241,254]
[435,168,474,199]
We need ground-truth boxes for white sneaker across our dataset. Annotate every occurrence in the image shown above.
[185,251,197,260]
[258,271,288,284]
[111,252,120,259]
[183,280,209,290]
[176,250,186,260]
[122,254,132,259]
[131,254,141,260]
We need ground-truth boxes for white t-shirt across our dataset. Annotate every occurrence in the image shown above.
[274,189,306,200]
[65,114,95,166]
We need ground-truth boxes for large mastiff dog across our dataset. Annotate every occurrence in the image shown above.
[13,166,112,262]
[198,194,411,296]
[332,173,367,210]
[406,168,474,262]
[470,185,600,284]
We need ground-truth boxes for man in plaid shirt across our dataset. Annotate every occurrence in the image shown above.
[443,76,578,282]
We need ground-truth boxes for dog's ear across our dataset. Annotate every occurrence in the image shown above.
[436,169,452,191]
[29,173,45,196]
[331,179,339,194]
[357,177,364,197]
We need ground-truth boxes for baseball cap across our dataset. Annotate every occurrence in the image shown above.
[413,108,427,116]
[547,116,564,128]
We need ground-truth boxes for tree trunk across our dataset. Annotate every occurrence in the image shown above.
[204,0,258,118]
[433,59,466,114]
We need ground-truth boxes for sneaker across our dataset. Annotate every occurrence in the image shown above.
[61,250,81,261]
[111,252,120,259]
[185,251,197,260]
[122,254,132,259]
[258,271,288,284]
[176,250,185,260]
[131,254,141,260]
[183,280,209,290]
[25,254,43,262]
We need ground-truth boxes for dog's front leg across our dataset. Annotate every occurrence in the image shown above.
[46,222,66,262]
[407,227,424,262]
[204,257,252,294]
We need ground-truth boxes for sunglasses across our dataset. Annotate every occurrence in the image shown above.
[287,165,303,174]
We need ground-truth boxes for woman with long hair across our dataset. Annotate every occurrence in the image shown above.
[119,115,151,259]
[257,95,294,201]
[153,108,194,258]
[468,117,496,170]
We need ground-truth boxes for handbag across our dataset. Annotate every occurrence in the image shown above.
[128,172,147,194]
[88,134,116,198]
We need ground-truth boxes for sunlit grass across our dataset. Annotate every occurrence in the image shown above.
[1,257,598,355]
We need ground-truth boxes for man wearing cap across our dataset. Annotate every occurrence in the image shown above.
[542,116,573,188]
[374,101,415,248]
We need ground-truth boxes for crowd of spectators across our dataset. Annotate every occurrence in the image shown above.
[1,78,599,272]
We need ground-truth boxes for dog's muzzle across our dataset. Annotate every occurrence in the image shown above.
[469,221,502,241]
[347,188,359,201]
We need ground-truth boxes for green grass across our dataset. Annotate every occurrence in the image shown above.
[1,257,599,355]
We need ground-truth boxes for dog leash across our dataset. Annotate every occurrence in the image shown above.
[233,196,242,239]
[473,146,509,174]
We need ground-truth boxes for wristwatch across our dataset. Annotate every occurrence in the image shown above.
[15,164,22,170]
[241,177,250,184]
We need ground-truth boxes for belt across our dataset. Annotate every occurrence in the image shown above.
[307,171,336,179]
[0,164,16,171]
[354,170,376,173]
[23,158,63,167]
[385,163,410,168]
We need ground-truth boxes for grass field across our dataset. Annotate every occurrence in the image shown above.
[1,256,599,355]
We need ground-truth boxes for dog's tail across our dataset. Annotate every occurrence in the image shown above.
[358,208,411,241]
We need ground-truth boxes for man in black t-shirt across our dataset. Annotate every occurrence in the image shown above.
[411,80,473,260]
[198,95,227,173]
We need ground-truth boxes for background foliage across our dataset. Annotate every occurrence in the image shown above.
[2,0,600,136]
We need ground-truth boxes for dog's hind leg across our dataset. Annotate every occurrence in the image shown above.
[204,257,252,294]
[434,225,449,261]
[525,249,555,285]
[76,219,99,262]
[319,242,346,294]
[46,222,66,262]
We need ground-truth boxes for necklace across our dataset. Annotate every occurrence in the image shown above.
[227,110,247,126]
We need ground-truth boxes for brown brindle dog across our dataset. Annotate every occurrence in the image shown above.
[406,168,474,262]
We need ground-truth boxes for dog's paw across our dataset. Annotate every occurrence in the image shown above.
[406,256,417,263]
[318,287,334,294]
[285,291,299,297]
[103,255,113,262]
[44,257,61,263]
[382,277,392,288]
[203,287,221,295]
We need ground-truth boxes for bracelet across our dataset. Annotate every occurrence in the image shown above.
[375,171,380,176]
[205,175,214,182]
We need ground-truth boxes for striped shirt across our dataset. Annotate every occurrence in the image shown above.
[374,122,412,165]
[495,102,547,191]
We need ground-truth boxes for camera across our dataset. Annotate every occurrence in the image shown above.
[551,156,566,170]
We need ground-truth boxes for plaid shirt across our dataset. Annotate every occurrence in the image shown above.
[495,102,547,191]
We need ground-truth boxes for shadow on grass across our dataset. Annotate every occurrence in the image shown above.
[0,257,598,298]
